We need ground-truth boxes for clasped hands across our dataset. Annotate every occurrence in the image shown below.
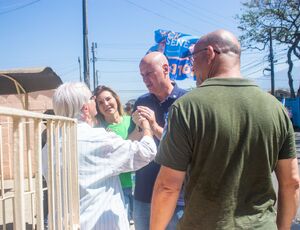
[132,106,157,131]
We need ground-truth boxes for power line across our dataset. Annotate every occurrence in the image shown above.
[275,58,299,66]
[99,42,152,47]
[99,46,149,50]
[241,60,266,73]
[0,0,41,15]
[97,58,139,63]
[244,59,300,79]
[244,68,265,78]
[161,0,232,28]
[100,71,137,73]
[123,0,201,34]
[241,58,264,69]
[242,51,266,55]
[98,42,152,50]
[0,0,31,10]
[159,0,218,28]
[98,57,139,60]
[60,67,79,77]
[253,78,300,82]
[182,0,236,24]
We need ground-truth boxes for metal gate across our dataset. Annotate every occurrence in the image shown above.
[0,106,80,230]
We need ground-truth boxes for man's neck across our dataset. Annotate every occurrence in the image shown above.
[211,66,242,79]
[155,83,174,102]
[212,74,242,79]
[81,116,96,127]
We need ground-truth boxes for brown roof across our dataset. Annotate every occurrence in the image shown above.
[0,67,62,95]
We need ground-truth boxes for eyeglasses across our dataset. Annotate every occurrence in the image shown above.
[189,47,221,65]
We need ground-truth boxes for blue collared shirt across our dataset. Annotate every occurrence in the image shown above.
[132,82,187,203]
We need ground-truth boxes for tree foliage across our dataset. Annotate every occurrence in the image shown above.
[237,0,300,97]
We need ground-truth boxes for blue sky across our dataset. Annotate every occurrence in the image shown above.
[1,0,299,103]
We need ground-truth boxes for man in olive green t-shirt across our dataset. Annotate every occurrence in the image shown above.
[150,30,300,230]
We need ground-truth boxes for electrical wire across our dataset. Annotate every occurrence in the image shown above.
[123,0,202,34]
[100,71,137,73]
[244,68,265,78]
[0,0,41,15]
[97,58,139,63]
[161,0,233,28]
[241,60,266,73]
[182,0,236,23]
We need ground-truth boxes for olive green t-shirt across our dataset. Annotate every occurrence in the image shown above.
[156,78,296,230]
[104,115,133,188]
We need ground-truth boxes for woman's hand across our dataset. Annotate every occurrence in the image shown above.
[136,106,157,129]
[132,110,146,127]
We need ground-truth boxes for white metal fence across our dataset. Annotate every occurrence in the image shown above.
[0,106,80,230]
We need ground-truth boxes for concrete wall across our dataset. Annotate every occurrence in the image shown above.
[0,89,55,179]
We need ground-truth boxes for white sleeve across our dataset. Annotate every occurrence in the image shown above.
[77,125,157,181]
[104,132,157,176]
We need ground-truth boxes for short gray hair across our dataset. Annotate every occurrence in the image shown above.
[53,82,92,118]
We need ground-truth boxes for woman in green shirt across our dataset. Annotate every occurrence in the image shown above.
[93,85,134,224]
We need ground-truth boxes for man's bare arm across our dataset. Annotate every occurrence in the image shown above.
[275,157,300,230]
[150,166,186,230]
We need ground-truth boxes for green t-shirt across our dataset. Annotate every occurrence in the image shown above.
[155,78,296,229]
[103,115,133,188]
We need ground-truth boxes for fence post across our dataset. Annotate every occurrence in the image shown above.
[13,118,25,230]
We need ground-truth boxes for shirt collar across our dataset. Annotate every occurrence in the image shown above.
[168,82,182,100]
[151,82,182,103]
[199,77,258,88]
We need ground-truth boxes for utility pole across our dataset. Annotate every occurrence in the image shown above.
[78,57,82,82]
[96,70,100,86]
[269,29,275,95]
[82,0,90,88]
[91,42,97,90]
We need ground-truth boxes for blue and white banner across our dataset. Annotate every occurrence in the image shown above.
[148,29,199,80]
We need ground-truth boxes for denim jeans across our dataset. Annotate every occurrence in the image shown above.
[167,205,184,230]
[123,187,133,221]
[133,199,184,230]
[133,199,151,230]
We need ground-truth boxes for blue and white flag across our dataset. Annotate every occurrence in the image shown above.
[148,29,199,80]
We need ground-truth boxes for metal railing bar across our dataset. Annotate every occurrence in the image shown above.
[13,118,25,230]
[54,121,63,230]
[34,118,44,230]
[0,106,75,122]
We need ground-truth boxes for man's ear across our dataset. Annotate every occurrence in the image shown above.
[81,103,89,115]
[207,46,216,65]
[162,64,169,74]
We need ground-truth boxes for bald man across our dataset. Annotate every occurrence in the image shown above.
[131,51,187,230]
[151,30,300,229]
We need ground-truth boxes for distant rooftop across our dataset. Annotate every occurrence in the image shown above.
[0,67,62,95]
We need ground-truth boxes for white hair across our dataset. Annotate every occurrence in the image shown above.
[53,82,92,118]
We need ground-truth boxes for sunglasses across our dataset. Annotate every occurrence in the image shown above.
[189,48,221,65]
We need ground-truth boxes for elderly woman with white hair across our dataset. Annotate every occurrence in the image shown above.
[45,82,156,230]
